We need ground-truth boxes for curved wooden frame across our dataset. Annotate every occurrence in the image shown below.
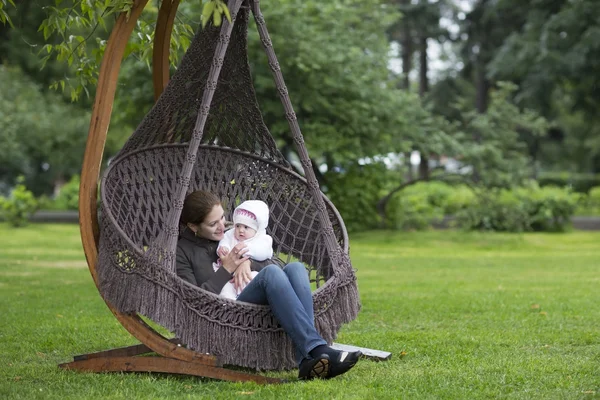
[70,0,280,383]
[152,0,180,100]
[68,0,384,381]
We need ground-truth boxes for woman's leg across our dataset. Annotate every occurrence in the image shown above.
[281,262,317,363]
[280,263,363,379]
[236,265,326,360]
[282,262,315,325]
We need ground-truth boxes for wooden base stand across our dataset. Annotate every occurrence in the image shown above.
[59,341,391,384]
[59,342,285,384]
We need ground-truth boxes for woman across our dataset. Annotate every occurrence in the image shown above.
[176,190,361,380]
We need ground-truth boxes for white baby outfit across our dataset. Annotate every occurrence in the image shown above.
[214,200,273,299]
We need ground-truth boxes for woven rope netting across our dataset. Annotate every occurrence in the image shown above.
[96,0,359,370]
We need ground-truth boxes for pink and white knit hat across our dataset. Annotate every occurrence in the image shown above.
[232,200,269,233]
[233,208,259,231]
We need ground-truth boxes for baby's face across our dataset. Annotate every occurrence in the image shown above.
[234,224,257,241]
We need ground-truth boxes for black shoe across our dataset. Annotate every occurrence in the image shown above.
[298,354,330,380]
[325,350,362,379]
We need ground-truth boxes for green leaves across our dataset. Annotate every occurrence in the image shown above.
[201,0,231,29]
[0,0,16,27]
[33,0,145,101]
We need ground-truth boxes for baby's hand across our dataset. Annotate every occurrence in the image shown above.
[218,247,230,258]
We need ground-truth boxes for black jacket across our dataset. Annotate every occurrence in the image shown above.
[176,228,280,294]
[176,228,232,293]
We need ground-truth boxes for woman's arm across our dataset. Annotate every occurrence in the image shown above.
[176,247,198,286]
[176,242,234,294]
[200,266,234,293]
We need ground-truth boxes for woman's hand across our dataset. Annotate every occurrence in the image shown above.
[233,259,253,292]
[219,242,249,274]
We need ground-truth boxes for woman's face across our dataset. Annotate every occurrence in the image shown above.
[190,204,225,241]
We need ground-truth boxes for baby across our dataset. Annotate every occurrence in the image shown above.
[214,200,273,299]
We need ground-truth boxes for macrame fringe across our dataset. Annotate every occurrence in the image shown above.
[97,250,358,371]
[315,281,361,344]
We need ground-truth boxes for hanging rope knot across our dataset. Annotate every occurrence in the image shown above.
[315,200,327,212]
[322,224,335,237]
[206,81,218,91]
[192,129,204,142]
[175,176,190,190]
[212,57,224,68]
[173,199,184,211]
[185,151,198,162]
[293,135,304,144]
[218,33,231,44]
[165,226,179,237]
[261,37,271,47]
[285,111,296,121]
[254,14,265,25]
[331,245,343,260]
[268,61,280,71]
[307,180,320,191]
[277,87,288,96]
[199,105,210,116]
[300,161,312,174]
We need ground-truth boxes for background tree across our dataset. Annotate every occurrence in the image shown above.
[487,0,600,173]
[0,66,89,195]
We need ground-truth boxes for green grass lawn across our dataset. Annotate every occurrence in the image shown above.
[1,224,599,399]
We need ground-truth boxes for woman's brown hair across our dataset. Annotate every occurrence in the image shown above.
[180,190,222,225]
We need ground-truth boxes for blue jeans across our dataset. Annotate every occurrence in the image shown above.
[236,262,327,363]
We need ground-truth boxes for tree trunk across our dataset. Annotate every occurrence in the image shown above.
[0,27,8,64]
[405,152,414,181]
[418,35,430,180]
[398,0,414,182]
[418,155,429,180]
[475,55,489,115]
[418,36,429,98]
[399,0,412,90]
[472,41,489,183]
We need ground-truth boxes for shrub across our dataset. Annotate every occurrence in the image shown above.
[457,183,580,232]
[51,175,80,210]
[589,187,600,207]
[538,172,600,193]
[0,177,38,227]
[519,185,581,231]
[388,182,475,230]
[444,184,476,215]
[577,186,600,215]
[457,189,531,232]
[389,187,444,230]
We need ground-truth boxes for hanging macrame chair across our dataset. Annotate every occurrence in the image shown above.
[68,0,359,380]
